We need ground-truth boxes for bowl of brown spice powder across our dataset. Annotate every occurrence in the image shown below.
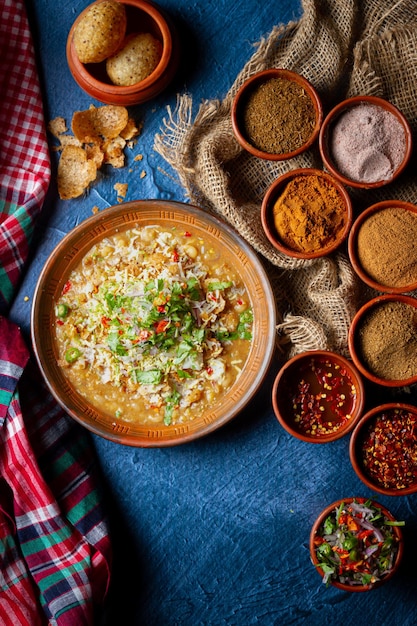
[349,403,417,496]
[348,294,417,387]
[261,168,352,259]
[231,68,323,160]
[348,200,417,293]
[319,95,412,189]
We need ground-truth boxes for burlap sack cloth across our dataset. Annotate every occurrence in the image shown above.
[155,0,417,358]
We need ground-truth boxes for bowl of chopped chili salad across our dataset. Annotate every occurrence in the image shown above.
[310,497,404,591]
[349,403,417,496]
[272,350,365,443]
[32,200,277,447]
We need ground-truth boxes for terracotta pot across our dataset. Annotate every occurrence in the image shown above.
[66,0,179,105]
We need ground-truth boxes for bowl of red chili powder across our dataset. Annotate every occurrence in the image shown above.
[272,350,365,443]
[349,403,417,496]
[319,95,412,189]
[261,168,353,259]
[310,497,404,590]
[348,294,417,387]
[231,68,323,160]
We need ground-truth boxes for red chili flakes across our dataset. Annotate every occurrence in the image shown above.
[290,357,356,437]
[361,409,417,490]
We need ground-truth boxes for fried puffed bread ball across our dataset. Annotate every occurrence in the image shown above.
[106,32,162,86]
[73,0,127,64]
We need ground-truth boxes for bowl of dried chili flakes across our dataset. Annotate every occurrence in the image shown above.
[272,350,365,443]
[349,403,417,496]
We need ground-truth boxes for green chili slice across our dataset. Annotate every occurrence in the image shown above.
[65,347,81,363]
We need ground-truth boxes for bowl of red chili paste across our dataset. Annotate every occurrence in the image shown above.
[349,403,417,496]
[310,497,404,591]
[272,350,365,443]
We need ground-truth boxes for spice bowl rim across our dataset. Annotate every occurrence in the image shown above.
[231,68,323,161]
[348,293,417,387]
[66,0,179,105]
[319,94,413,189]
[261,167,353,259]
[272,349,365,443]
[348,199,417,294]
[349,402,417,496]
[310,496,404,591]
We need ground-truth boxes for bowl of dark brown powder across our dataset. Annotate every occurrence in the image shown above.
[231,68,323,160]
[348,294,417,387]
[348,200,417,293]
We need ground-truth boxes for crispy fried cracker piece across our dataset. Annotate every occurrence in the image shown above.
[48,117,68,138]
[57,145,97,199]
[72,105,129,143]
[114,182,128,199]
[73,0,126,64]
[103,136,126,168]
[106,32,162,86]
[120,117,142,140]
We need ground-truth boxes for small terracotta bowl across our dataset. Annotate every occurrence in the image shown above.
[231,68,323,160]
[348,200,417,294]
[272,350,365,443]
[349,403,417,496]
[348,294,417,387]
[319,95,412,189]
[66,0,179,105]
[310,497,404,591]
[261,168,353,259]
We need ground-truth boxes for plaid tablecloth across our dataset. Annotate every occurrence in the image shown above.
[0,1,112,623]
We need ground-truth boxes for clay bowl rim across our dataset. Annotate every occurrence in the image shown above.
[348,199,417,294]
[310,496,404,591]
[272,349,365,443]
[348,293,417,387]
[319,94,413,190]
[66,0,176,101]
[231,68,323,161]
[31,199,277,448]
[261,167,353,259]
[349,402,417,496]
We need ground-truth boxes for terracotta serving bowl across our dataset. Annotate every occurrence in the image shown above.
[348,294,417,387]
[272,350,365,443]
[349,403,417,496]
[348,200,417,294]
[231,68,323,160]
[319,95,412,189]
[310,497,404,591]
[66,0,179,105]
[261,168,352,259]
[31,200,277,447]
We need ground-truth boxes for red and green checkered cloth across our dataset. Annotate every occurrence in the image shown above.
[0,1,112,623]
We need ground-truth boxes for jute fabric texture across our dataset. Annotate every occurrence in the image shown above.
[155,0,417,357]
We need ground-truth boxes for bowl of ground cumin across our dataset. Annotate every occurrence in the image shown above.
[348,294,417,387]
[261,168,352,259]
[349,403,417,496]
[319,95,412,189]
[348,200,417,293]
[231,68,323,160]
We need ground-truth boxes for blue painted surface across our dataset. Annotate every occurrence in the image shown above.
[12,1,417,624]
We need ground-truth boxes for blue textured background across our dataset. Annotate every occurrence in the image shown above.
[12,0,417,623]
